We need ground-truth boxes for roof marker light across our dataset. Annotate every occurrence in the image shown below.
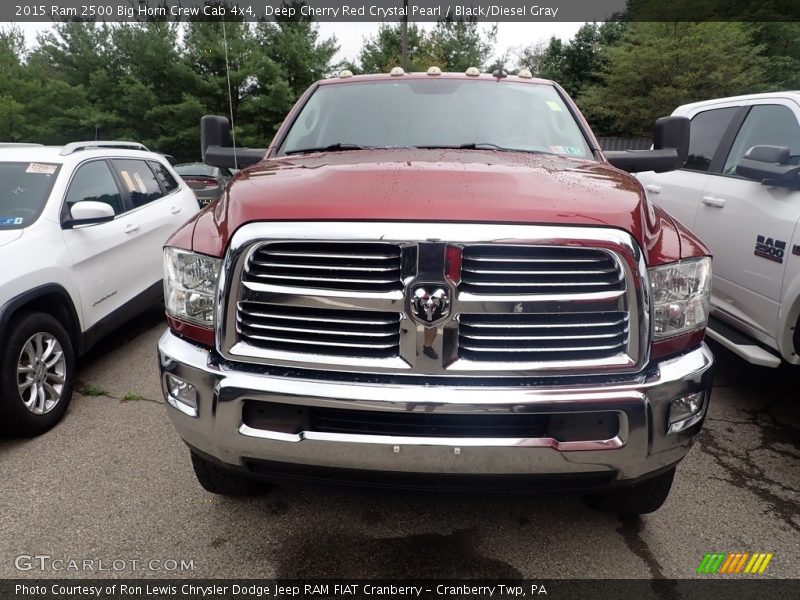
[390,67,405,76]
[518,69,533,79]
[465,67,480,77]
[338,69,353,79]
[492,69,508,79]
[427,66,442,76]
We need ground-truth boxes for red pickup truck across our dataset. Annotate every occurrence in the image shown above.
[157,69,714,515]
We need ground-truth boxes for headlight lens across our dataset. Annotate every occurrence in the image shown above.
[649,257,711,339]
[164,247,221,327]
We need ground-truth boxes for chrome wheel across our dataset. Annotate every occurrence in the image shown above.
[16,332,66,415]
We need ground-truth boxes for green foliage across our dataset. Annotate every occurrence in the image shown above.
[357,21,496,74]
[2,18,800,147]
[578,22,769,136]
[517,22,626,97]
[357,23,432,73]
[0,17,339,161]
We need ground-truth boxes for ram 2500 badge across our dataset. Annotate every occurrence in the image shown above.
[157,68,714,514]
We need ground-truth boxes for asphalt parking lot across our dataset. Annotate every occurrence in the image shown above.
[1,309,798,580]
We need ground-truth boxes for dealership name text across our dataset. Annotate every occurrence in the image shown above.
[15,4,560,19]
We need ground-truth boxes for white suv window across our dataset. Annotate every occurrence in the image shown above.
[684,107,740,172]
[722,104,800,175]
[112,159,164,208]
[65,160,125,215]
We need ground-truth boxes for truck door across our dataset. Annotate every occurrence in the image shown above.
[692,101,800,343]
[639,104,744,230]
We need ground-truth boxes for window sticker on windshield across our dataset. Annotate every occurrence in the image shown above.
[0,217,24,225]
[564,146,583,156]
[26,163,57,175]
[546,101,563,112]
[550,145,566,154]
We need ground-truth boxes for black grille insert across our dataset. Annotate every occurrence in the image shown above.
[242,401,619,441]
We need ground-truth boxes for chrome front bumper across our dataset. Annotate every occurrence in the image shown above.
[158,330,713,483]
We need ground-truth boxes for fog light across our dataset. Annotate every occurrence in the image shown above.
[668,391,705,433]
[164,373,197,417]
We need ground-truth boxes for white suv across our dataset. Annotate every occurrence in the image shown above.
[0,142,200,434]
[639,92,800,368]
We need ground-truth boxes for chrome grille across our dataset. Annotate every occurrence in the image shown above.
[459,312,629,362]
[236,302,402,359]
[244,242,403,292]
[461,245,623,294]
[220,223,647,376]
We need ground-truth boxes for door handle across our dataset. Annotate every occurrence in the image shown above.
[169,206,181,214]
[124,223,140,234]
[701,196,726,208]
[644,184,661,194]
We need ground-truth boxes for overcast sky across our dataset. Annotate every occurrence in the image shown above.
[12,21,585,67]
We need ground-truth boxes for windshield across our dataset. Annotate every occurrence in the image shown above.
[279,79,593,159]
[0,162,61,230]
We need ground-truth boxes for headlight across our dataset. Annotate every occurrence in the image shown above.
[649,257,711,339]
[164,247,221,327]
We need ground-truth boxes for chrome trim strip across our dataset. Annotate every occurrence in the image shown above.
[238,424,626,451]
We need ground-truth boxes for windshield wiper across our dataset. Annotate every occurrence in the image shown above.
[284,143,370,155]
[415,143,552,154]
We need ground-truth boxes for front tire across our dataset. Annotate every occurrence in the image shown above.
[585,467,676,515]
[190,451,269,496]
[0,312,75,436]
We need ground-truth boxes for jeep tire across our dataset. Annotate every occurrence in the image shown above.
[0,312,75,436]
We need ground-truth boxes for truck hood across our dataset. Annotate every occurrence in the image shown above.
[190,149,679,263]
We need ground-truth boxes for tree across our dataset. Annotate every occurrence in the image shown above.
[27,21,117,142]
[426,20,496,72]
[0,27,27,140]
[517,22,626,97]
[357,21,497,74]
[252,7,340,139]
[110,21,203,158]
[748,22,800,90]
[358,23,432,74]
[578,22,768,136]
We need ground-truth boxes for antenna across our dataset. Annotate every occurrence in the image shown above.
[222,21,238,170]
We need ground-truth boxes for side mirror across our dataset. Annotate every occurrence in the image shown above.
[62,201,115,229]
[201,115,266,169]
[736,145,800,188]
[605,116,690,173]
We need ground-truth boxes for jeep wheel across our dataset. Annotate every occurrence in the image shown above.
[190,451,270,496]
[0,312,75,436]
[584,467,676,515]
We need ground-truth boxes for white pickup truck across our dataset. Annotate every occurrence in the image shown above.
[639,92,800,368]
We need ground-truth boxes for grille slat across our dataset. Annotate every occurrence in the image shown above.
[237,302,401,359]
[237,317,399,338]
[245,242,403,292]
[461,245,624,295]
[251,261,398,273]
